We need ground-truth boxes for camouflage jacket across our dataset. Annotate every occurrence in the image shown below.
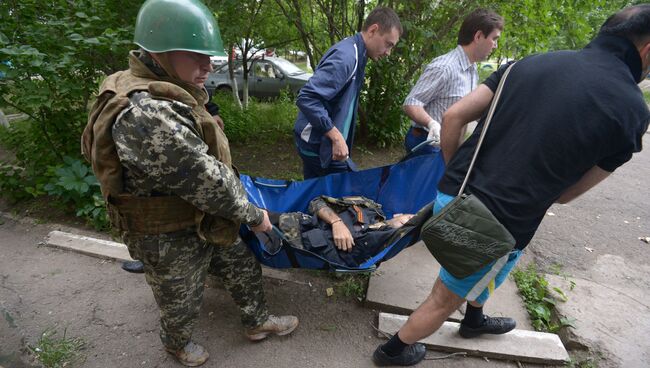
[111,53,262,228]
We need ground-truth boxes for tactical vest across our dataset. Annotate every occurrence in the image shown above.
[81,51,239,246]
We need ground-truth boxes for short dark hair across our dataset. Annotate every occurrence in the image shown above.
[457,8,504,46]
[362,7,403,35]
[599,4,650,46]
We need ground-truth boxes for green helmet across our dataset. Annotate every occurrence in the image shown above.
[134,0,226,56]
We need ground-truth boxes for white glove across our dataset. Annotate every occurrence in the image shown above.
[426,119,441,147]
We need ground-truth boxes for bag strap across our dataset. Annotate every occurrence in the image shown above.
[458,63,515,196]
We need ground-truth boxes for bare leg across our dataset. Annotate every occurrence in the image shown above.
[397,277,466,344]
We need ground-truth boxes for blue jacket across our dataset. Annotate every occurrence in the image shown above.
[294,33,367,169]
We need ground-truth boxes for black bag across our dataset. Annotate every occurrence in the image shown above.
[421,64,516,279]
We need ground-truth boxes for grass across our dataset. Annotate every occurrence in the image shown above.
[643,91,650,104]
[511,263,575,332]
[332,272,371,300]
[29,328,85,368]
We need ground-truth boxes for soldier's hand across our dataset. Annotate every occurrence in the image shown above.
[332,220,354,251]
[251,209,272,233]
[212,114,225,130]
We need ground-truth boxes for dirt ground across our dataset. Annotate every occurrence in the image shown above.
[1,134,649,368]
[0,214,535,368]
[229,137,408,180]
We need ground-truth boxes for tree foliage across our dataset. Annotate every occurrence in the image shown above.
[0,0,638,222]
[0,0,136,227]
[0,0,135,163]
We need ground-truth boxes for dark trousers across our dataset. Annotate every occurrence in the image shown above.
[404,126,439,157]
[299,152,351,179]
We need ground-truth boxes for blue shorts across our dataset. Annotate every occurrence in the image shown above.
[434,191,522,305]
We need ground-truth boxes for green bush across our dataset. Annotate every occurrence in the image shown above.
[44,157,108,231]
[213,91,298,144]
[0,0,136,227]
[213,90,297,144]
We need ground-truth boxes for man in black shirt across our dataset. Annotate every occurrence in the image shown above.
[373,5,650,366]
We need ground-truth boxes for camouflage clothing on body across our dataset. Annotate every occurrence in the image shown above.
[112,52,262,229]
[278,195,388,245]
[125,231,268,350]
[91,51,269,351]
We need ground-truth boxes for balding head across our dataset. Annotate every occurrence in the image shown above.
[599,4,650,46]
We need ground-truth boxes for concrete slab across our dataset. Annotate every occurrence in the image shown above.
[46,230,134,261]
[366,242,533,330]
[546,268,650,367]
[379,312,569,365]
[45,230,296,283]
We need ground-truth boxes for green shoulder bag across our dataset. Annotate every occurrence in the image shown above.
[421,64,516,279]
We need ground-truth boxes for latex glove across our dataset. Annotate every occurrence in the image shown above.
[331,220,355,251]
[426,119,441,147]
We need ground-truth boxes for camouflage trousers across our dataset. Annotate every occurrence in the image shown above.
[124,229,269,351]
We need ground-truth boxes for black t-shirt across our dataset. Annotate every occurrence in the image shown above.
[438,35,649,249]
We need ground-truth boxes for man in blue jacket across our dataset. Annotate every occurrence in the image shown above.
[294,7,402,179]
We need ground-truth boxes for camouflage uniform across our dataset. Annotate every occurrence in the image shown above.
[110,53,268,351]
[275,196,398,267]
[278,195,389,244]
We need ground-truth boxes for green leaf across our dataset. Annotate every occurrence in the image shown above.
[83,38,100,45]
[68,33,84,42]
[533,304,551,322]
[559,317,577,328]
[0,32,9,45]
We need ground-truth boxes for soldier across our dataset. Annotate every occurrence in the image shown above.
[81,0,298,366]
[266,195,416,267]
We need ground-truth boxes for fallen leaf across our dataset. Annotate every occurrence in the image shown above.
[585,247,594,252]
[319,324,337,331]
[638,237,650,244]
[326,287,334,297]
[547,212,556,216]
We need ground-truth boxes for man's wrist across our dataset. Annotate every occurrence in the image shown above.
[324,127,342,141]
[330,219,342,226]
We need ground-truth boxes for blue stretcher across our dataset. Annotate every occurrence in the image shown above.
[239,151,446,272]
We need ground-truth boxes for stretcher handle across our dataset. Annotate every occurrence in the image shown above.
[410,139,438,153]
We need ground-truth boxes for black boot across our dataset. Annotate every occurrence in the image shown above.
[121,260,144,274]
[459,315,516,338]
[372,343,426,366]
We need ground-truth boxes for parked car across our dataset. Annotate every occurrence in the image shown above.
[210,56,228,70]
[205,56,312,99]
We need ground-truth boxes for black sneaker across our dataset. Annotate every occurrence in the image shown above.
[372,343,426,366]
[459,315,516,338]
[121,260,144,274]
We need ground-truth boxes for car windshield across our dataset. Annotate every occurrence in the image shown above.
[272,58,305,75]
